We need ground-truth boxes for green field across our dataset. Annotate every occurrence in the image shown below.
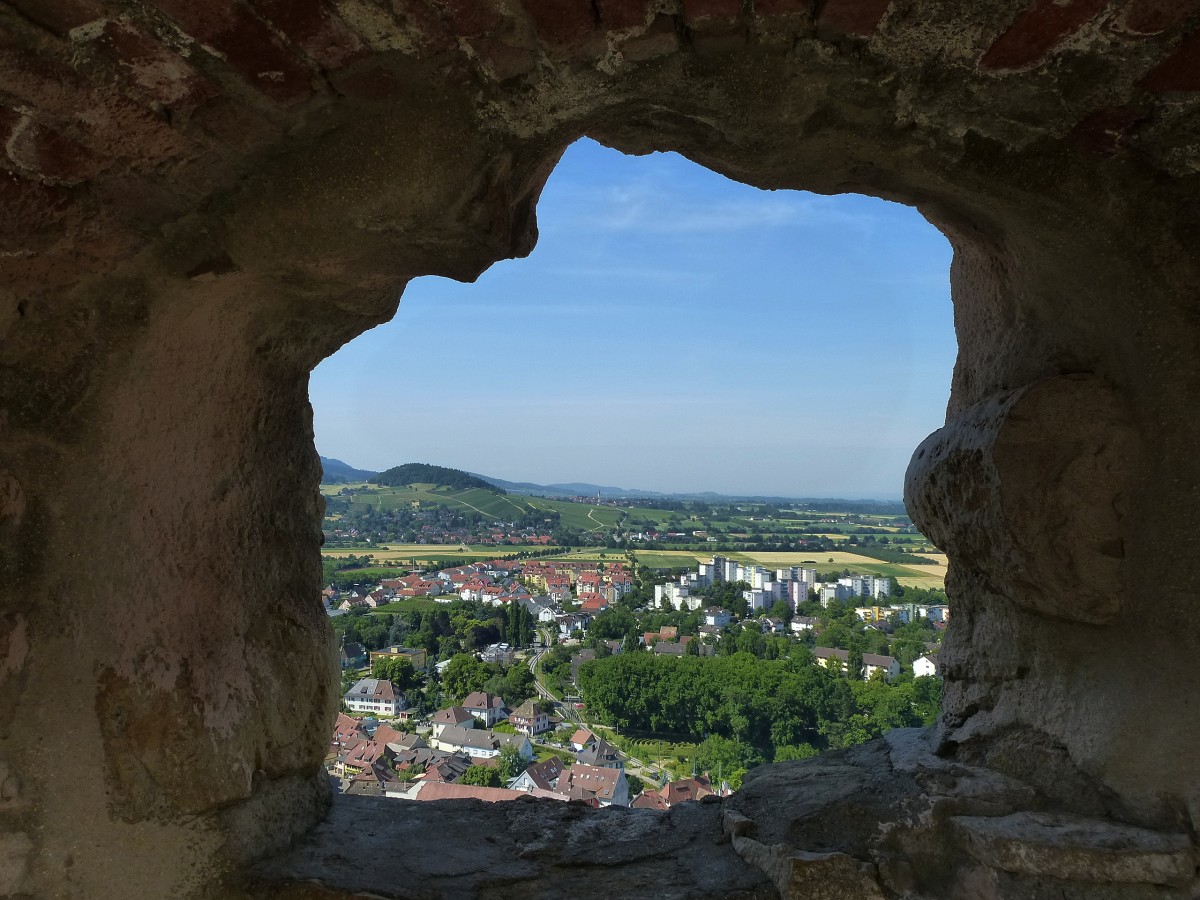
[631,550,711,568]
[321,543,550,565]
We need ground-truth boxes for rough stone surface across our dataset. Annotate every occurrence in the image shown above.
[951,812,1195,886]
[721,729,1199,899]
[3,0,1200,896]
[241,793,774,898]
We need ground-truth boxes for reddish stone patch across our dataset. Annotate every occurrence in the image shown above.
[466,37,536,81]
[755,0,812,16]
[980,0,1109,71]
[5,117,108,185]
[816,0,891,37]
[251,0,365,69]
[1141,29,1200,92]
[86,21,218,113]
[519,0,603,55]
[683,0,741,25]
[621,14,678,61]
[691,23,747,54]
[595,0,647,31]
[3,0,104,37]
[0,45,187,165]
[1104,0,1200,39]
[433,0,504,38]
[154,0,315,105]
[0,169,71,240]
[984,0,1104,72]
[1069,106,1145,156]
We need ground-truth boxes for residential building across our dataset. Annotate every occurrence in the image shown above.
[461,691,507,727]
[914,654,940,678]
[368,645,429,671]
[555,763,629,807]
[812,647,901,681]
[703,607,731,628]
[508,698,551,736]
[431,706,475,739]
[576,736,622,770]
[342,678,405,716]
[339,642,367,670]
[510,756,564,792]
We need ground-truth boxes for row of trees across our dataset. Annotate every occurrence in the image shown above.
[577,650,941,763]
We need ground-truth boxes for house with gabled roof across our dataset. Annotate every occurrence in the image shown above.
[631,789,669,810]
[554,763,629,807]
[913,654,940,678]
[461,691,507,727]
[509,756,563,792]
[576,736,622,770]
[569,728,596,752]
[431,706,475,739]
[662,775,715,806]
[431,724,534,761]
[342,678,405,716]
[508,698,551,736]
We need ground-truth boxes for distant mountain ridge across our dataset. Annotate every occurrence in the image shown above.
[319,457,379,483]
[319,455,901,507]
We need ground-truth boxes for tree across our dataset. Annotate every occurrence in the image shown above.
[371,656,419,691]
[846,648,865,681]
[459,765,502,788]
[497,745,524,782]
[442,653,488,700]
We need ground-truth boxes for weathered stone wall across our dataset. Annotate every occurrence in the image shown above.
[2,0,1200,895]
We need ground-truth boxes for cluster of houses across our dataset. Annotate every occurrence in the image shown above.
[326,559,537,613]
[330,687,644,808]
[326,557,643,645]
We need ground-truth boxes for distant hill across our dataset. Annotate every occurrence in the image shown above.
[472,473,660,499]
[319,456,379,483]
[372,463,504,494]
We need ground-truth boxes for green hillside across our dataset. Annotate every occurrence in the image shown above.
[344,484,532,518]
[371,463,501,493]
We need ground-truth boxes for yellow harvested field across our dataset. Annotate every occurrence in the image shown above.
[321,543,473,561]
[744,550,888,566]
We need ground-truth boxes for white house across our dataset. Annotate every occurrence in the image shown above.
[703,607,731,628]
[430,706,474,739]
[790,616,819,633]
[508,698,551,736]
[864,653,901,681]
[914,654,940,678]
[342,678,406,716]
[432,724,534,760]
[461,691,507,727]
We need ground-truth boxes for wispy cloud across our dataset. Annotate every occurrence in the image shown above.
[543,180,879,237]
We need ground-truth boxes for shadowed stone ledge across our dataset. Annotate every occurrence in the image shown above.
[240,791,774,899]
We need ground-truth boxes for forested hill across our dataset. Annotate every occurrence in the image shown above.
[370,463,505,494]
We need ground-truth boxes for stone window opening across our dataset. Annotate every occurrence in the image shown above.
[5,0,1199,895]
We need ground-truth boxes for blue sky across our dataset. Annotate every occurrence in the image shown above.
[310,139,956,499]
